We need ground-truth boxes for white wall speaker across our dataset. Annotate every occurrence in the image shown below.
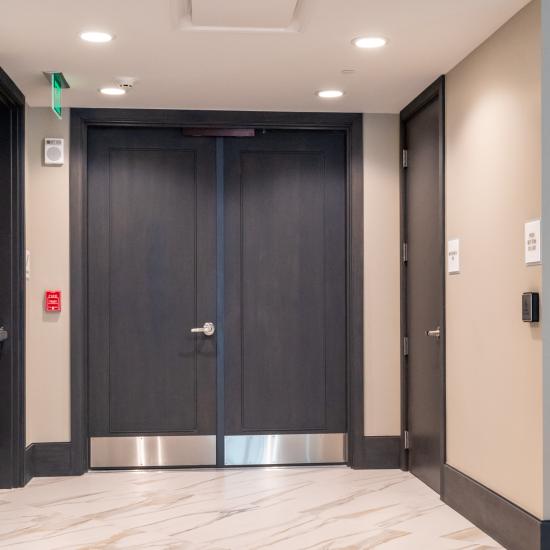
[44,138,64,166]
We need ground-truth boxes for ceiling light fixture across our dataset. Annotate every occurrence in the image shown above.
[352,36,387,49]
[100,87,126,96]
[317,90,344,99]
[80,31,113,43]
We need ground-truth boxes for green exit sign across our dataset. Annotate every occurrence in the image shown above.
[44,72,69,120]
[51,73,63,119]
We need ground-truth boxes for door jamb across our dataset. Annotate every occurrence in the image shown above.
[0,67,26,488]
[399,77,446,492]
[69,109,364,473]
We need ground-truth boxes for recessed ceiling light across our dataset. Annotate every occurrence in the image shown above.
[100,87,125,96]
[80,31,113,43]
[317,90,344,99]
[352,36,387,49]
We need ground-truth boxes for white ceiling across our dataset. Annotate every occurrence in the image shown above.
[0,0,531,113]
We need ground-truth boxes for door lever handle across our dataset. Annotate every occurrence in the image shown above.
[0,327,7,343]
[426,327,441,339]
[190,322,215,336]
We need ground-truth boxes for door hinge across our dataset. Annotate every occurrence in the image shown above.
[403,336,409,356]
[402,149,408,168]
[404,430,410,450]
[402,242,408,263]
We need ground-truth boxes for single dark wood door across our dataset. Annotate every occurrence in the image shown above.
[404,96,443,492]
[87,128,217,461]
[0,87,24,487]
[224,131,347,439]
[0,97,13,485]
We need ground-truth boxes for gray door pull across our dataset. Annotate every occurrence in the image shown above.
[0,327,7,343]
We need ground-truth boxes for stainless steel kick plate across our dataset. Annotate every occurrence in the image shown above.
[90,435,216,468]
[224,433,347,466]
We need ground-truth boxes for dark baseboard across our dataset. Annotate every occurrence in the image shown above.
[24,443,74,480]
[23,445,33,485]
[443,465,550,550]
[542,523,550,550]
[352,436,401,469]
[25,437,398,477]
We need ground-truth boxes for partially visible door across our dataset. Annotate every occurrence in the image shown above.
[223,131,347,465]
[0,69,24,488]
[87,128,218,468]
[402,79,444,493]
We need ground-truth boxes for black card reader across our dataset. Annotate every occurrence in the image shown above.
[522,292,539,323]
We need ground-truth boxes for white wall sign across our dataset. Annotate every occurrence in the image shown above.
[524,219,541,265]
[448,238,460,274]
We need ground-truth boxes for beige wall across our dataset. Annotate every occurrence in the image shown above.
[25,107,71,445]
[446,0,542,517]
[363,114,401,436]
[23,110,402,444]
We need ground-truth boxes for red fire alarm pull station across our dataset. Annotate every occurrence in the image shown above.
[45,290,61,312]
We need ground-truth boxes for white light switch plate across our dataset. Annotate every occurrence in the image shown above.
[25,249,30,280]
[448,238,460,274]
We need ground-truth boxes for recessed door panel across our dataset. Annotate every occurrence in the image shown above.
[237,150,326,430]
[108,149,198,432]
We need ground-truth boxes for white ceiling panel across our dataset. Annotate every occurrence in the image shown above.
[190,0,299,29]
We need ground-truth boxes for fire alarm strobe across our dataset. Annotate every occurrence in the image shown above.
[44,138,64,166]
[45,290,62,312]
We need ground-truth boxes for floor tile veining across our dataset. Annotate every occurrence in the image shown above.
[0,467,502,549]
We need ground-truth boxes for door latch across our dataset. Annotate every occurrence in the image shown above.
[190,322,215,336]
[426,326,441,339]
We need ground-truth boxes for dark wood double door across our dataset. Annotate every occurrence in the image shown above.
[87,127,347,468]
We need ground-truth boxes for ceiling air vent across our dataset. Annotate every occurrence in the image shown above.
[173,0,303,33]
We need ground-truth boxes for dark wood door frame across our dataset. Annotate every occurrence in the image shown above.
[69,109,364,474]
[400,77,446,491]
[0,67,25,488]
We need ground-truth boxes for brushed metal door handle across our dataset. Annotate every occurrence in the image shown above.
[190,322,215,336]
[426,327,441,339]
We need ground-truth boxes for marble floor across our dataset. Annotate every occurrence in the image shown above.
[0,467,502,550]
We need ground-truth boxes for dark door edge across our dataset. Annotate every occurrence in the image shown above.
[215,137,225,467]
[0,67,25,489]
[68,109,364,476]
[399,76,446,487]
